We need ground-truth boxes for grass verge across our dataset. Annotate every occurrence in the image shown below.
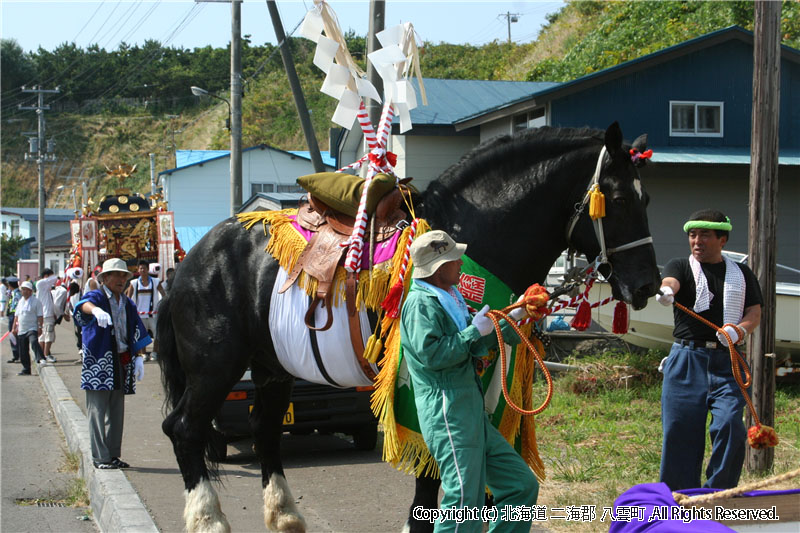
[530,350,800,532]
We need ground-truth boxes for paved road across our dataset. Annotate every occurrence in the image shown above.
[1,339,97,533]
[44,321,418,532]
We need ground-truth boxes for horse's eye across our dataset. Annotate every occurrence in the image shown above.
[612,195,627,206]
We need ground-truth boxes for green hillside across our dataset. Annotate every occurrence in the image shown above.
[2,0,798,208]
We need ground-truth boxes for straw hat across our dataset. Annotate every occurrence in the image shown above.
[97,258,133,282]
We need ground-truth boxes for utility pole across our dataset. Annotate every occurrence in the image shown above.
[195,0,243,216]
[746,0,781,474]
[366,0,386,129]
[231,0,243,215]
[19,85,60,272]
[266,0,325,173]
[149,153,158,199]
[500,12,520,44]
[164,114,182,169]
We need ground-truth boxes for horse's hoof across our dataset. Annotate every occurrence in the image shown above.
[263,473,306,532]
[184,479,231,533]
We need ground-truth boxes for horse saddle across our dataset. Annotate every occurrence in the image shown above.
[278,189,405,324]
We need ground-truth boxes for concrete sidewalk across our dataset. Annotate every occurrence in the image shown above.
[32,323,158,533]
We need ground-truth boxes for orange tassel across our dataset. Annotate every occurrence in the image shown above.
[570,300,592,331]
[748,424,779,449]
[381,281,405,318]
[612,300,628,334]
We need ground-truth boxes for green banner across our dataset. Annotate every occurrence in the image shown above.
[393,254,520,441]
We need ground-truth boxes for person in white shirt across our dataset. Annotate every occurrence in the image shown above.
[11,281,45,375]
[125,260,165,361]
[0,278,9,314]
[36,269,59,363]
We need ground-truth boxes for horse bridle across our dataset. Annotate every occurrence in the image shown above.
[565,146,654,267]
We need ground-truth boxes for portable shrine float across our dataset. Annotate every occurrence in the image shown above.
[67,163,185,280]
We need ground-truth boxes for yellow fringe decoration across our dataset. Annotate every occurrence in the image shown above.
[237,209,406,311]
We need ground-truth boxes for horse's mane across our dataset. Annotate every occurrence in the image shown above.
[435,126,605,191]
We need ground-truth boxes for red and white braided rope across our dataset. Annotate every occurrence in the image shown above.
[343,101,396,272]
[516,271,617,326]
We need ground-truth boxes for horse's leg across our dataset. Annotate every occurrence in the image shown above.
[405,474,439,533]
[162,385,234,533]
[251,378,306,533]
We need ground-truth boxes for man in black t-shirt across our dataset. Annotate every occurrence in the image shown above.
[655,209,762,491]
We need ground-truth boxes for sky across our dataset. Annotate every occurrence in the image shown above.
[2,1,564,53]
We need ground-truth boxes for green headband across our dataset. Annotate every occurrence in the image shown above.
[683,216,732,234]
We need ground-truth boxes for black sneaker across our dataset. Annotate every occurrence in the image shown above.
[17,370,31,376]
[7,359,19,363]
[93,461,118,470]
[110,457,130,468]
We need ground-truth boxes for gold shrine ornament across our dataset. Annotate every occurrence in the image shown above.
[109,205,120,213]
[118,196,129,204]
[129,203,140,212]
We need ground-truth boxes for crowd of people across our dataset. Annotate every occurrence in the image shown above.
[3,258,174,470]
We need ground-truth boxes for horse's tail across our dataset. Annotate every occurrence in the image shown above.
[157,293,185,412]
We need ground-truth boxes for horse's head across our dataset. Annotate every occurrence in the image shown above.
[568,122,660,309]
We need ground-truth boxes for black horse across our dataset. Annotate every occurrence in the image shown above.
[158,122,660,532]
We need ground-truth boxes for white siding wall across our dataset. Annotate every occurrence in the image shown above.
[400,135,480,191]
[1,214,30,239]
[163,149,327,229]
[479,118,513,143]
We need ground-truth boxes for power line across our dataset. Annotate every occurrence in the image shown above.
[70,0,107,45]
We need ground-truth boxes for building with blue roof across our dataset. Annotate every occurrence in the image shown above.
[1,207,77,275]
[334,26,799,270]
[158,144,334,250]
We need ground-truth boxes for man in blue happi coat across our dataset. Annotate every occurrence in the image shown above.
[74,257,150,469]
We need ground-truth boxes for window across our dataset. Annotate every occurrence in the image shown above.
[512,106,546,132]
[50,259,60,273]
[670,101,723,137]
[276,184,304,193]
[10,220,19,237]
[250,182,275,197]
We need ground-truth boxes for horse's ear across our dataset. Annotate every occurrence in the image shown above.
[632,133,648,152]
[604,121,624,157]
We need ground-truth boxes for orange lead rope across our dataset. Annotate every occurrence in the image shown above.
[485,286,554,416]
[670,300,779,449]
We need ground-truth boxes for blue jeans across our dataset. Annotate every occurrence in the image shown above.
[659,342,747,490]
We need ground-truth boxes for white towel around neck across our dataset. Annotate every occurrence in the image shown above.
[689,254,746,326]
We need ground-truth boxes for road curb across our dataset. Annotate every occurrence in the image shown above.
[38,364,159,533]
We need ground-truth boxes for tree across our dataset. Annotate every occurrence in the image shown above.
[1,235,27,277]
[1,39,35,96]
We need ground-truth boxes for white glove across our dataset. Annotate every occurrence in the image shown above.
[134,356,144,381]
[716,325,740,347]
[91,307,113,328]
[508,295,528,321]
[656,286,674,306]
[472,305,494,336]
[658,356,669,373]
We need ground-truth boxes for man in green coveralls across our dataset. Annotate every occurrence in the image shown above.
[401,229,539,532]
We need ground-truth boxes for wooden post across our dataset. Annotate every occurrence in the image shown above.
[266,0,325,173]
[366,0,385,129]
[746,0,781,473]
